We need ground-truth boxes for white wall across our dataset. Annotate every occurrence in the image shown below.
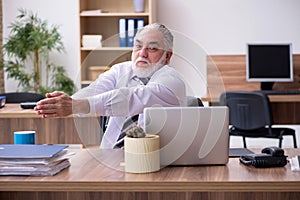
[2,0,80,92]
[158,0,300,97]
[3,0,300,94]
[158,0,300,55]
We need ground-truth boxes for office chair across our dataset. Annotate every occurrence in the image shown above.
[0,92,44,103]
[219,91,297,148]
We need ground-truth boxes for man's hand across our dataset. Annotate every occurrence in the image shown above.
[34,91,73,118]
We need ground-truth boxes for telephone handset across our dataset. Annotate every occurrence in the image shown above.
[239,146,287,168]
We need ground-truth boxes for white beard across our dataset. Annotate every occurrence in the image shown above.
[131,52,167,78]
[132,63,161,78]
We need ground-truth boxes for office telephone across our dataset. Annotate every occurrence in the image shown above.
[239,146,287,168]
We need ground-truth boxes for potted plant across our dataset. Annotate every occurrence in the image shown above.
[1,9,76,96]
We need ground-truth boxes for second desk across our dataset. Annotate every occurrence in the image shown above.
[0,104,100,145]
[203,94,300,124]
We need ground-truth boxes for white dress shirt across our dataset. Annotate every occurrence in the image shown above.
[73,61,187,148]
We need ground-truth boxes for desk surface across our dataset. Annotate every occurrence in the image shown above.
[0,148,300,193]
[0,103,39,118]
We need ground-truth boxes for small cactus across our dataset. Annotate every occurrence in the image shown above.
[126,125,146,138]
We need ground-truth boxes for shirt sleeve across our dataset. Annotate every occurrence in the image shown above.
[87,66,187,117]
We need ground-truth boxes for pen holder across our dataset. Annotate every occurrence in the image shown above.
[124,134,160,173]
[14,131,36,144]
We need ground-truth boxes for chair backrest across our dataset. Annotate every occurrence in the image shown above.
[219,91,273,130]
[0,92,44,103]
[187,96,204,107]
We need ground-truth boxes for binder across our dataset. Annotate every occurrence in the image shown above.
[119,18,145,47]
[134,18,145,39]
[136,18,145,31]
[127,18,135,47]
[119,18,127,47]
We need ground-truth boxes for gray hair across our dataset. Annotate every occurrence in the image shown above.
[135,23,174,51]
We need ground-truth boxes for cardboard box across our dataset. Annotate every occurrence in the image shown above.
[82,35,102,48]
[88,66,110,80]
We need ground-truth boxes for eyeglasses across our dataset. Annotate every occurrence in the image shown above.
[133,41,165,53]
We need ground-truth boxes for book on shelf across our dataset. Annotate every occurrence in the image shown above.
[81,9,102,15]
[0,144,74,176]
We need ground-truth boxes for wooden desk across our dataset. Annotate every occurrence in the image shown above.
[203,94,300,103]
[269,95,300,124]
[0,104,100,145]
[0,148,300,200]
[203,95,300,124]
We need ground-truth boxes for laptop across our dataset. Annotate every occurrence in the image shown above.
[143,106,229,166]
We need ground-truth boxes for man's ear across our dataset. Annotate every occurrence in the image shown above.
[165,51,173,64]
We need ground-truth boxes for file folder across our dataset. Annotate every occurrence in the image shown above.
[0,144,68,158]
[119,18,127,47]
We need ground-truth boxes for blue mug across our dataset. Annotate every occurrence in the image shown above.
[14,131,36,144]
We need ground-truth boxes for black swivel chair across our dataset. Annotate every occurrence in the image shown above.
[0,92,44,103]
[219,91,297,148]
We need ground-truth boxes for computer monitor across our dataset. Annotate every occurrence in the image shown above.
[246,43,293,90]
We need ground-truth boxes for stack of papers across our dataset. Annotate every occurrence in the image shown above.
[82,35,103,48]
[0,144,74,176]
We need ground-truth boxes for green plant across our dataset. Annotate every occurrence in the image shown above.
[1,9,76,96]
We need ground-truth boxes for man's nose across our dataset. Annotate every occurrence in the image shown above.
[139,47,148,57]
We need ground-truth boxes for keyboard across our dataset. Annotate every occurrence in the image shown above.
[256,90,300,95]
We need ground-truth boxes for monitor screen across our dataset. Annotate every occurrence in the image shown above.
[246,44,293,89]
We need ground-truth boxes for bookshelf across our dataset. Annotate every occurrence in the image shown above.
[79,0,157,87]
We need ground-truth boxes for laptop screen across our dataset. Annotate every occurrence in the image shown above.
[143,106,229,166]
